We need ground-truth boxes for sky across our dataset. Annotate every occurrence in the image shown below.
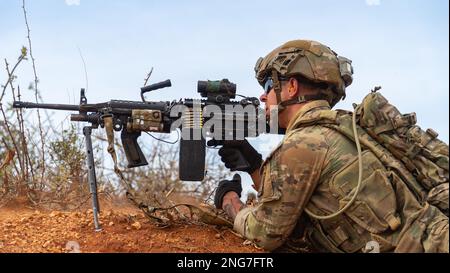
[1,0,448,197]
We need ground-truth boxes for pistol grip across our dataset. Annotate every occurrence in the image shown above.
[207,139,251,172]
[121,130,148,168]
[232,152,251,171]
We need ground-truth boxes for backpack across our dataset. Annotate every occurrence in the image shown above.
[323,88,448,216]
[292,92,449,220]
[354,88,448,215]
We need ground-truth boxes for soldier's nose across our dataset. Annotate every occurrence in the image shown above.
[260,93,267,103]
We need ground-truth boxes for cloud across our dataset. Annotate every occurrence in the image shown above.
[365,0,381,6]
[65,0,80,6]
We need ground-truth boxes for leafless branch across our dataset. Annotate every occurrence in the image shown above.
[143,67,154,87]
[77,46,89,92]
[22,0,46,183]
[1,55,26,102]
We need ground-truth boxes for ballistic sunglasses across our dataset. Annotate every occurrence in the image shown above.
[263,76,289,95]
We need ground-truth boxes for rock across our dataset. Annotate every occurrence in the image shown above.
[42,240,51,248]
[49,211,60,218]
[50,247,60,253]
[215,233,221,239]
[165,238,180,243]
[131,221,141,230]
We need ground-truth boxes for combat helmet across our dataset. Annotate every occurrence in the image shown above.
[254,40,354,109]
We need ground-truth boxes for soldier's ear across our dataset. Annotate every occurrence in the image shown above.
[288,78,300,98]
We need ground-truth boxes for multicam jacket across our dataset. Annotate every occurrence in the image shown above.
[233,100,449,253]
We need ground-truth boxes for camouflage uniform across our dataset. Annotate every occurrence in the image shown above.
[233,100,449,253]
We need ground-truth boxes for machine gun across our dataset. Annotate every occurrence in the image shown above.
[13,79,266,230]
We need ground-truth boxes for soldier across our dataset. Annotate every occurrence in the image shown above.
[212,40,449,253]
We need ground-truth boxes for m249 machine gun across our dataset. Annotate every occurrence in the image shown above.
[13,79,267,230]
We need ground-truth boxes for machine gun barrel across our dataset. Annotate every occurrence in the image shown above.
[13,100,170,113]
[13,101,80,111]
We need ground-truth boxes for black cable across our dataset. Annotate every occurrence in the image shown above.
[145,129,180,144]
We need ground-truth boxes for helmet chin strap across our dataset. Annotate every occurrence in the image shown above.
[271,69,327,111]
[279,94,327,108]
[271,70,285,113]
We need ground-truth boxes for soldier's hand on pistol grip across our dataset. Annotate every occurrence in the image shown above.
[210,140,263,174]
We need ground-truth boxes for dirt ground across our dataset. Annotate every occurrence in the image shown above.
[0,198,264,253]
